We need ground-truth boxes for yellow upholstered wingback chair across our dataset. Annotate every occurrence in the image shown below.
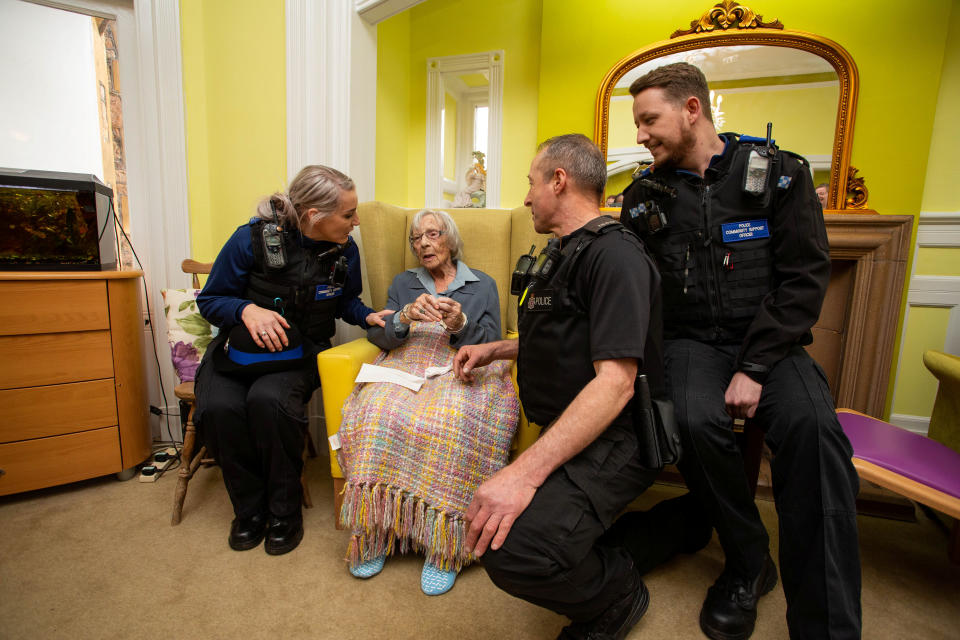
[317,202,549,523]
[924,350,960,454]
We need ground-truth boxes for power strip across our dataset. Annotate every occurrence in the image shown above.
[139,447,179,483]
[152,447,178,471]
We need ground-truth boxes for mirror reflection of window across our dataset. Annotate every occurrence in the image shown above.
[474,105,488,157]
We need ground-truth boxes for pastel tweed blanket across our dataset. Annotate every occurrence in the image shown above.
[338,322,519,571]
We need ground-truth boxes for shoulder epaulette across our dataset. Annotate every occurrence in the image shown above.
[738,134,777,146]
[778,149,810,168]
[583,215,620,235]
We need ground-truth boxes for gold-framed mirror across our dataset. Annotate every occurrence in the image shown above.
[594,2,860,211]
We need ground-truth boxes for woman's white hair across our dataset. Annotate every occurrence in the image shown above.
[409,209,464,262]
[255,164,355,230]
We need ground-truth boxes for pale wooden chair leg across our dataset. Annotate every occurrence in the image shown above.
[333,477,346,530]
[172,403,201,525]
[301,469,313,509]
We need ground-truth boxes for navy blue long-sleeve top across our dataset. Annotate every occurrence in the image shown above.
[197,220,374,330]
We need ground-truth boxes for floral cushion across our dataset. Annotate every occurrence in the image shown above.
[161,288,215,382]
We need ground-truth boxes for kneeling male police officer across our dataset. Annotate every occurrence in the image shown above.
[453,134,664,640]
[620,62,861,640]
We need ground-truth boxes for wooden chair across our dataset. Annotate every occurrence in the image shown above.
[836,408,960,562]
[170,259,315,525]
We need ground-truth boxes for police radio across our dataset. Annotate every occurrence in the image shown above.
[743,122,776,203]
[511,245,537,296]
[261,201,287,270]
[510,240,562,296]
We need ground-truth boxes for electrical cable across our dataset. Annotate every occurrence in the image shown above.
[108,197,184,473]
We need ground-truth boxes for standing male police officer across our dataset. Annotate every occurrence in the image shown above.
[620,62,861,639]
[453,134,663,640]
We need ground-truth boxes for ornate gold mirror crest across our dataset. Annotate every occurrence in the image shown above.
[595,1,869,210]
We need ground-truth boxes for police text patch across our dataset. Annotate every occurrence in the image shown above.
[525,288,554,312]
[315,285,343,300]
[721,220,770,243]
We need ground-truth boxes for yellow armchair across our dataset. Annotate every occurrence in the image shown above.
[318,202,549,524]
[924,350,960,455]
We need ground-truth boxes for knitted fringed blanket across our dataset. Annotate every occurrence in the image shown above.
[338,322,519,572]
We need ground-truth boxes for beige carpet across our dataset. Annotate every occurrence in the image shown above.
[1,452,958,640]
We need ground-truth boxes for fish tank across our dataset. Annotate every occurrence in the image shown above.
[0,168,118,271]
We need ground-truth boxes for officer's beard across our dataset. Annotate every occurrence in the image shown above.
[652,126,697,171]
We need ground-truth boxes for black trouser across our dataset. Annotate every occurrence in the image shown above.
[666,338,862,639]
[194,359,319,520]
[482,428,658,622]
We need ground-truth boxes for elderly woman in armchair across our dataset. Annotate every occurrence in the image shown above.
[337,209,518,595]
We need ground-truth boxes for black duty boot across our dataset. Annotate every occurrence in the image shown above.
[699,554,778,640]
[264,511,304,555]
[228,513,267,551]
[556,569,650,640]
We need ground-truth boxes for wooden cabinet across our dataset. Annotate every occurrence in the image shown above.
[0,271,151,495]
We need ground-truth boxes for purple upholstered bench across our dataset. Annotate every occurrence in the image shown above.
[837,409,960,561]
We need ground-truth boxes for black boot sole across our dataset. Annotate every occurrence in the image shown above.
[229,531,265,551]
[614,580,650,640]
[265,524,304,556]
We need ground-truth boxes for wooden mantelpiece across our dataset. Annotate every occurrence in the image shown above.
[810,212,913,417]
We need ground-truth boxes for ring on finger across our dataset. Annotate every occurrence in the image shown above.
[260,331,268,336]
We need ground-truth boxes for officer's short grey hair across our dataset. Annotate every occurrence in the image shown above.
[536,134,607,201]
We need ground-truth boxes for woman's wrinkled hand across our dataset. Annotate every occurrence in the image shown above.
[240,304,290,352]
[403,293,443,324]
[436,296,462,323]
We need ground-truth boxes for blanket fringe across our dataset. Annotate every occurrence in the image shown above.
[340,481,472,572]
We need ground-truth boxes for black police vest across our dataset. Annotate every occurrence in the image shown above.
[517,217,640,427]
[244,221,342,345]
[623,138,781,344]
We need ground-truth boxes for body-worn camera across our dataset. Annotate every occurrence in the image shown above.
[330,255,348,288]
[261,223,287,269]
[634,177,676,235]
[511,240,562,296]
[316,246,348,288]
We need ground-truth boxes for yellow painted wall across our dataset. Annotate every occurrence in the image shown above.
[915,247,960,276]
[922,0,960,212]
[375,0,542,208]
[892,306,951,416]
[895,1,960,422]
[376,10,412,207]
[443,91,457,181]
[180,0,287,262]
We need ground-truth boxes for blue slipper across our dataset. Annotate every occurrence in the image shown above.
[421,560,457,595]
[350,554,386,579]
